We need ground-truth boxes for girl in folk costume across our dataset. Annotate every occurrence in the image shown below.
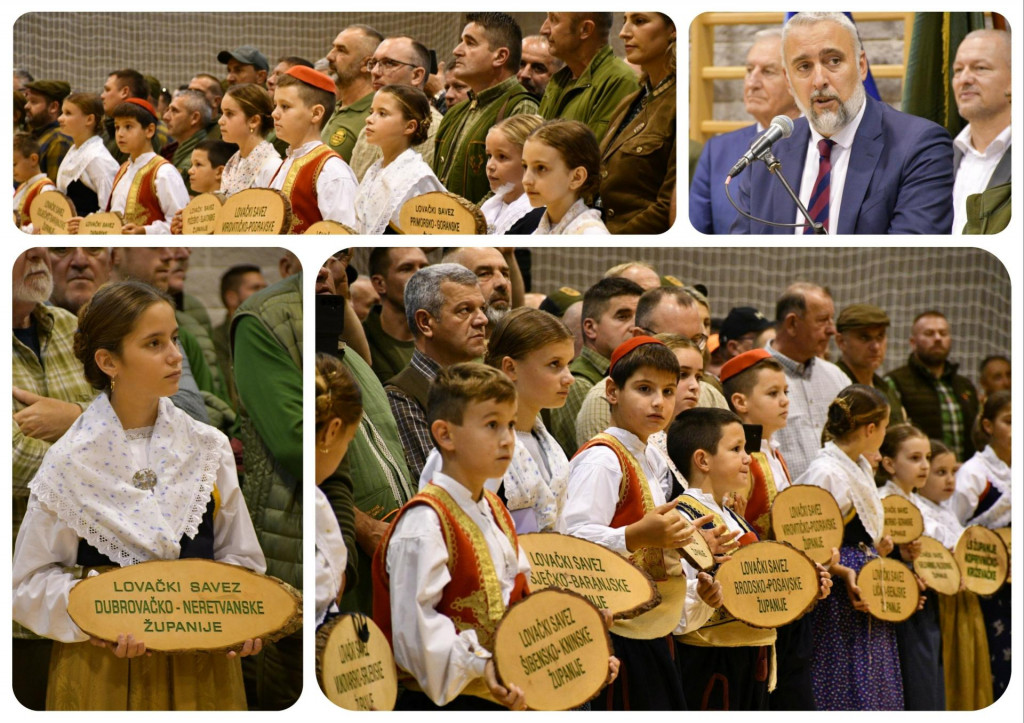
[877,424,944,710]
[354,85,444,234]
[794,384,903,710]
[483,307,574,533]
[56,93,119,215]
[13,132,56,231]
[218,83,281,196]
[480,114,545,234]
[917,440,993,710]
[523,120,610,235]
[12,281,265,710]
[314,354,361,627]
[951,390,1011,700]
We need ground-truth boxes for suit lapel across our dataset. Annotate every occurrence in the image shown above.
[838,98,883,234]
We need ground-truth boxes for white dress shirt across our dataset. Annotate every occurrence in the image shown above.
[795,98,867,234]
[385,472,530,706]
[762,436,791,492]
[257,140,358,227]
[106,151,189,234]
[951,123,1011,234]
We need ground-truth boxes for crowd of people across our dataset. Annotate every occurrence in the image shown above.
[315,247,1012,711]
[14,12,676,235]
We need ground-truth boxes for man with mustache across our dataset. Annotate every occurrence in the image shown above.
[731,12,954,234]
[442,246,524,332]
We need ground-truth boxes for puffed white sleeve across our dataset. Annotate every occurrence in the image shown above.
[386,506,491,706]
[12,497,90,642]
[212,442,267,574]
[145,162,190,234]
[317,157,358,227]
[950,458,986,525]
[563,447,629,553]
[674,558,717,635]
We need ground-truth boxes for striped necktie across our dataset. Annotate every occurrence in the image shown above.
[805,138,835,233]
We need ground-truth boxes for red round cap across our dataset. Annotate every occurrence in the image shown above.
[609,335,665,376]
[285,66,336,94]
[719,348,773,384]
[124,97,157,117]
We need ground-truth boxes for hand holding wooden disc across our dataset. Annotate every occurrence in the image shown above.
[715,540,820,628]
[882,495,924,544]
[954,525,1009,595]
[856,557,917,622]
[79,211,123,235]
[316,613,397,710]
[493,589,611,710]
[770,485,844,565]
[914,536,961,596]
[29,191,76,234]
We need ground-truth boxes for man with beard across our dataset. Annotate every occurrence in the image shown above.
[887,311,979,461]
[518,34,564,100]
[11,247,95,710]
[322,25,383,162]
[22,80,72,182]
[442,246,524,333]
[731,12,953,234]
[385,264,488,480]
[47,247,112,314]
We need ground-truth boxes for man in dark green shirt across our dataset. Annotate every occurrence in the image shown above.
[322,24,382,162]
[161,90,210,195]
[23,80,72,182]
[834,303,905,427]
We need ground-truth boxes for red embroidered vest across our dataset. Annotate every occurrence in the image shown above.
[574,433,669,580]
[743,449,792,539]
[15,176,56,225]
[372,483,528,652]
[269,144,340,234]
[107,155,168,226]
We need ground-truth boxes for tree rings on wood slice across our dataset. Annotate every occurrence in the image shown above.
[882,495,924,544]
[914,536,961,596]
[79,211,123,234]
[67,558,301,653]
[518,533,658,619]
[216,188,291,234]
[716,540,820,628]
[180,192,222,234]
[316,613,397,710]
[770,485,844,565]
[856,557,917,622]
[398,191,487,234]
[304,220,356,234]
[611,575,689,640]
[493,588,611,710]
[29,190,76,234]
[955,525,1009,595]
[994,527,1011,583]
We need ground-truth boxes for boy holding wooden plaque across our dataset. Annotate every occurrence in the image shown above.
[13,132,57,231]
[564,337,722,710]
[257,66,357,233]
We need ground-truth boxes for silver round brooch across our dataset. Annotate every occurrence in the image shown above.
[132,468,158,491]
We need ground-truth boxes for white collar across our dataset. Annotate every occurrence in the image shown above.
[128,151,157,169]
[953,123,1012,158]
[605,426,647,457]
[431,471,489,511]
[286,140,325,159]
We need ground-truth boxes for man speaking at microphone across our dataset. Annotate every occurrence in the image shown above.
[730,12,954,234]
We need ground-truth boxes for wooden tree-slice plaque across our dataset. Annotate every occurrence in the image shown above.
[770,484,845,565]
[180,192,223,235]
[856,557,917,622]
[914,536,961,596]
[610,575,689,640]
[79,211,123,235]
[68,558,301,653]
[398,191,487,234]
[216,188,291,234]
[715,540,820,629]
[518,533,658,619]
[493,588,611,711]
[305,220,356,234]
[954,525,1008,596]
[677,515,716,573]
[882,495,925,544]
[995,527,1011,583]
[316,613,397,710]
[29,191,76,234]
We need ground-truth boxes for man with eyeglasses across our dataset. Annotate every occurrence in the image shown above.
[47,247,112,314]
[348,35,444,181]
[322,24,384,162]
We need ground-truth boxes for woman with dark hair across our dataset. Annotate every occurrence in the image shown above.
[12,281,265,710]
[598,12,676,234]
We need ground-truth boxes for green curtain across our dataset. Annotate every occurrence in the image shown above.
[901,12,987,137]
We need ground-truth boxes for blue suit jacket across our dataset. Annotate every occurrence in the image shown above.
[730,97,954,234]
[689,124,758,234]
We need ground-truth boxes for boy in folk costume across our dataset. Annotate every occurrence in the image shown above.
[257,66,357,232]
[564,337,723,710]
[667,407,833,710]
[13,132,56,231]
[373,364,616,709]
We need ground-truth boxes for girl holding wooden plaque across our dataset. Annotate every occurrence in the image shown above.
[877,424,944,710]
[12,281,266,710]
[56,92,119,215]
[484,307,574,533]
[794,384,902,710]
[917,440,993,710]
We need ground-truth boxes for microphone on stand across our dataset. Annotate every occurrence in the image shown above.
[727,115,795,179]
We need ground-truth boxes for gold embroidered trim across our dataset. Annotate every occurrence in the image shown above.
[124,156,167,227]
